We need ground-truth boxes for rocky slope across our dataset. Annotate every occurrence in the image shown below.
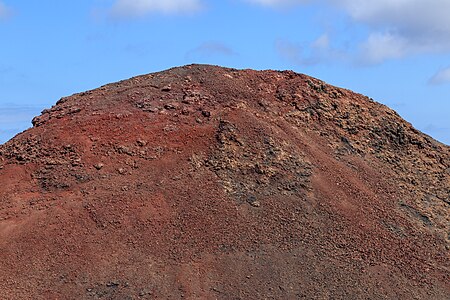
[0,64,449,299]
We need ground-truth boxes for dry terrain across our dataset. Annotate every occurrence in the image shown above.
[0,64,449,299]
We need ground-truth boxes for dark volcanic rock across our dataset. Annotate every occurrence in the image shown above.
[0,64,449,299]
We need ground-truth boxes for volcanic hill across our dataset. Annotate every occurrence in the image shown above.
[0,64,449,299]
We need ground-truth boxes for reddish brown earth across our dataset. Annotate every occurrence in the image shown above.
[0,64,449,299]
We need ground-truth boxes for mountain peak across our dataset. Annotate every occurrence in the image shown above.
[0,65,449,299]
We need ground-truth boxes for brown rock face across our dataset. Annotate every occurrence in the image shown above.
[0,64,449,299]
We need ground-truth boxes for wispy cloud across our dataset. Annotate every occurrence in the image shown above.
[124,43,151,57]
[0,104,40,125]
[186,42,236,59]
[248,0,450,64]
[109,0,204,18]
[0,104,40,143]
[276,34,345,66]
[276,39,309,66]
[244,0,310,7]
[429,66,450,85]
[358,32,408,64]
[422,123,450,145]
[333,0,450,63]
[0,65,13,73]
[424,123,449,133]
[334,0,450,35]
[0,1,12,20]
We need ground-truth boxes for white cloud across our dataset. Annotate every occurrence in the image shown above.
[335,0,450,34]
[110,0,203,18]
[186,42,236,59]
[245,0,309,7]
[260,1,450,63]
[359,32,408,63]
[333,0,450,62]
[429,66,450,85]
[0,1,12,20]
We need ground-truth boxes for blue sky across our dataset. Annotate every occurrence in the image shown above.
[1,0,449,145]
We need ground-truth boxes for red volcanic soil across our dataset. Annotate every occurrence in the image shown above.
[0,64,449,299]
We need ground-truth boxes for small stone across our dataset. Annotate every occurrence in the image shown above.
[164,103,177,110]
[201,110,211,117]
[72,158,82,166]
[136,139,147,147]
[94,163,104,170]
[106,281,119,287]
[118,168,126,175]
[144,107,159,113]
[250,200,261,207]
[139,289,151,296]
[182,97,194,104]
[161,85,171,92]
[247,195,261,207]
[117,145,133,156]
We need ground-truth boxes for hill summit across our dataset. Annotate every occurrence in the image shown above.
[0,64,449,299]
